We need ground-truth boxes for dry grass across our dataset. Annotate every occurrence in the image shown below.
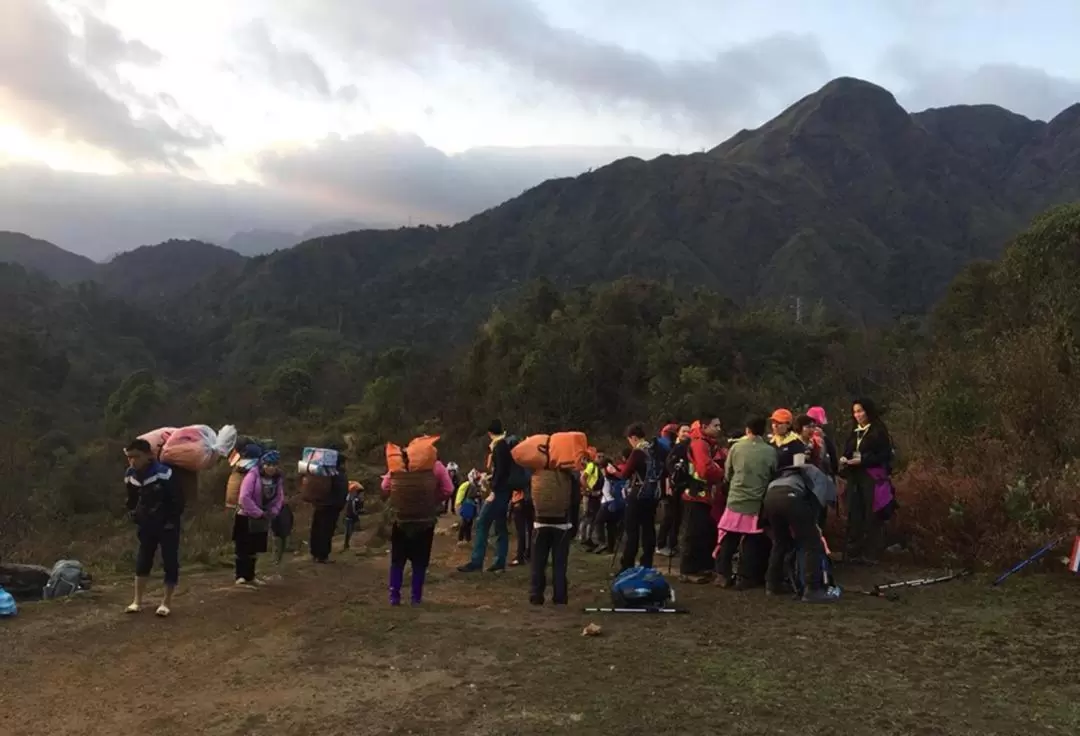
[3,513,1080,736]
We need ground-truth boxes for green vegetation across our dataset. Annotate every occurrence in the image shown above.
[2,77,1080,572]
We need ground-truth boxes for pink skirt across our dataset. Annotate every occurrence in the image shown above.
[713,509,762,557]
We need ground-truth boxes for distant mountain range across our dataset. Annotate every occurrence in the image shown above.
[2,77,1080,345]
[219,219,382,256]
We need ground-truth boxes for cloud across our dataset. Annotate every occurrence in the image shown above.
[267,0,833,135]
[0,137,661,258]
[882,48,1080,121]
[0,0,219,166]
[234,19,360,103]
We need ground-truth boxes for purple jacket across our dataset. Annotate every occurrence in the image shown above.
[237,467,284,519]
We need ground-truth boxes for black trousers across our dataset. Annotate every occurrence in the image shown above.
[233,515,269,581]
[458,517,474,542]
[715,530,771,583]
[620,495,659,571]
[310,505,341,561]
[764,486,826,591]
[594,504,622,551]
[513,501,535,562]
[529,526,572,604]
[680,502,717,575]
[390,524,435,570]
[657,493,683,550]
[135,523,180,585]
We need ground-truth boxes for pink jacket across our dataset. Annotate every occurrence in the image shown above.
[380,460,454,501]
[237,468,284,519]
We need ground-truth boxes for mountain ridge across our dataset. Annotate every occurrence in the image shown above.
[2,76,1079,338]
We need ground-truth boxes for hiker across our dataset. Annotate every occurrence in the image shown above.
[343,481,364,551]
[310,448,348,563]
[458,420,522,574]
[764,464,839,603]
[608,423,666,572]
[807,406,840,478]
[795,414,828,472]
[715,416,777,589]
[529,468,582,605]
[657,423,690,558]
[271,498,294,564]
[381,459,454,605]
[679,416,725,582]
[840,398,895,564]
[233,450,285,586]
[510,485,534,567]
[591,452,626,555]
[124,438,184,617]
[769,409,807,469]
[579,453,605,549]
[445,462,460,514]
[456,470,482,545]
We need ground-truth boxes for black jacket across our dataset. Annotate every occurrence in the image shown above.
[489,437,514,496]
[125,461,184,528]
[842,423,893,472]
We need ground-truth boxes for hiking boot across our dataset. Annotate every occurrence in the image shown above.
[802,586,841,604]
[457,563,481,573]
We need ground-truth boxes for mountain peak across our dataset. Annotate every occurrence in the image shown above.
[711,76,910,161]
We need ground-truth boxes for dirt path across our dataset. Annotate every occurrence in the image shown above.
[3,518,1080,736]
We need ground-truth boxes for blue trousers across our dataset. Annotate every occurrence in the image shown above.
[469,495,509,568]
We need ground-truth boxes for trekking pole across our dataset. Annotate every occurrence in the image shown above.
[865,570,971,596]
[993,535,1069,586]
[582,606,689,614]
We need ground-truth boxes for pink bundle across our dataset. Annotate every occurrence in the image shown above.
[137,427,177,458]
[160,424,237,472]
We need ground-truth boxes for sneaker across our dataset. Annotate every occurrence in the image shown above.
[655,547,673,557]
[802,586,842,604]
[235,578,251,586]
[715,576,734,589]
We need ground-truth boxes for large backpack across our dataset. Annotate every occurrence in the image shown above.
[42,560,91,600]
[666,441,693,491]
[503,435,532,492]
[611,566,672,608]
[630,441,667,501]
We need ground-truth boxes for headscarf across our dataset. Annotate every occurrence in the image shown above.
[807,406,828,425]
[260,450,280,466]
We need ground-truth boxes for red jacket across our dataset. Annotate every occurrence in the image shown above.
[684,423,724,505]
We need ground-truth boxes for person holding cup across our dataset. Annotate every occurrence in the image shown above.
[840,398,895,564]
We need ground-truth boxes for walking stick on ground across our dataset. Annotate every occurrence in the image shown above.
[993,535,1070,586]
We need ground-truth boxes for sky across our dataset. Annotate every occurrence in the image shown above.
[1,0,1078,259]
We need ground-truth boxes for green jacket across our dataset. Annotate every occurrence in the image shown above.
[724,436,778,515]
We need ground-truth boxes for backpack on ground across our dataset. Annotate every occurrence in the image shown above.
[42,560,92,600]
[0,586,16,617]
[611,566,672,608]
[786,547,838,598]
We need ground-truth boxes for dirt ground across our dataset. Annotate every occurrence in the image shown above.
[3,516,1079,736]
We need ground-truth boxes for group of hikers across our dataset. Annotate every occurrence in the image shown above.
[119,399,894,615]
